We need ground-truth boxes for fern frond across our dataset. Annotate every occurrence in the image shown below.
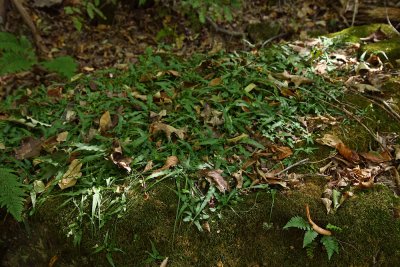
[0,32,32,52]
[283,216,310,230]
[0,168,27,221]
[305,241,317,259]
[40,56,77,79]
[320,236,340,260]
[0,52,36,75]
[326,223,342,233]
[303,230,318,248]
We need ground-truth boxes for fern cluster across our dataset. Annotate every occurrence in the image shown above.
[284,216,341,260]
[0,32,77,79]
[0,168,27,221]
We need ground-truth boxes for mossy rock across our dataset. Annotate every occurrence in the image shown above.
[327,23,399,43]
[8,180,396,266]
[328,24,400,64]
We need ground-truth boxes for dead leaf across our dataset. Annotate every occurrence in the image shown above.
[205,169,229,193]
[58,159,82,190]
[209,77,222,86]
[316,134,342,148]
[202,221,211,232]
[393,145,400,160]
[232,170,243,189]
[153,156,179,173]
[15,137,42,159]
[143,160,154,172]
[336,142,360,163]
[321,198,332,214]
[149,122,185,140]
[56,131,69,142]
[360,150,391,163]
[271,145,293,160]
[110,141,132,173]
[99,111,112,132]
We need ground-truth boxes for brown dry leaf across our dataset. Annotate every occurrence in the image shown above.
[149,122,185,140]
[99,111,112,132]
[321,198,332,214]
[110,141,132,173]
[232,170,243,189]
[58,159,82,190]
[209,77,222,86]
[143,160,154,172]
[205,169,229,193]
[56,131,69,142]
[271,145,293,160]
[15,137,42,160]
[360,150,391,163]
[153,156,179,173]
[167,70,180,77]
[316,134,342,148]
[275,70,313,88]
[336,142,360,163]
[202,221,211,232]
[394,145,400,160]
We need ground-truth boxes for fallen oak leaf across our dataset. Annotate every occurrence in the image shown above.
[110,141,132,173]
[336,142,360,163]
[153,156,179,173]
[15,137,43,159]
[149,122,185,141]
[316,134,342,148]
[99,111,112,132]
[58,159,82,190]
[209,77,222,86]
[204,169,230,193]
[305,204,332,236]
[360,150,391,163]
[232,170,243,189]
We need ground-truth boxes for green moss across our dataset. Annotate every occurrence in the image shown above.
[361,38,400,63]
[31,180,400,266]
[327,24,399,43]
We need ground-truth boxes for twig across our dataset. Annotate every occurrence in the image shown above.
[11,0,47,55]
[274,158,309,177]
[385,0,400,36]
[351,0,359,26]
[206,16,245,38]
[367,95,400,122]
[261,33,287,48]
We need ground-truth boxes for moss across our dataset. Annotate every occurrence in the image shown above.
[34,181,395,266]
[327,24,399,43]
[361,38,400,63]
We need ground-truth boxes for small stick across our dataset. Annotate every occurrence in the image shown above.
[306,204,332,236]
[206,16,245,38]
[274,158,309,177]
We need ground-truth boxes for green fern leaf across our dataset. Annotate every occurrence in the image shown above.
[0,51,36,75]
[283,216,310,230]
[326,223,342,232]
[40,56,77,79]
[321,236,340,260]
[305,241,317,259]
[303,230,318,248]
[0,168,27,221]
[0,32,33,52]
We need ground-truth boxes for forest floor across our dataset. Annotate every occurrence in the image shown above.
[1,1,400,267]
